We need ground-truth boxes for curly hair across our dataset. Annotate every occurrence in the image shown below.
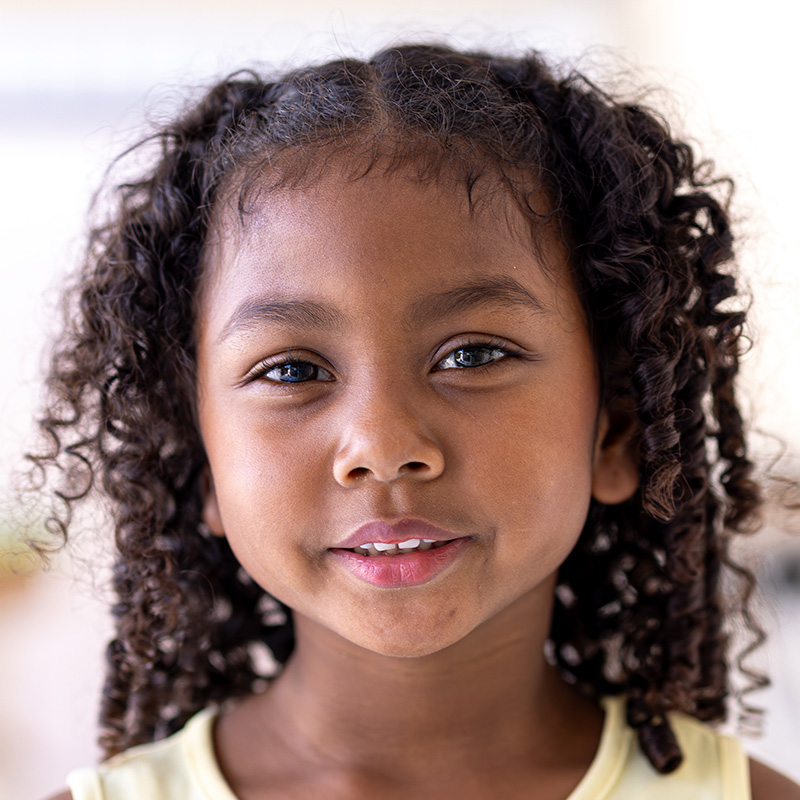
[30,43,763,774]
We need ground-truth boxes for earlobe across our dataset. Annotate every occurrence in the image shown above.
[591,406,640,505]
[201,467,226,537]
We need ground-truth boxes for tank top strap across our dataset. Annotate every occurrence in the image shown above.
[66,708,235,800]
[67,696,751,799]
[567,696,751,800]
[567,695,635,799]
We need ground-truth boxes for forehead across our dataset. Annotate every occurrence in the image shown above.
[197,163,579,336]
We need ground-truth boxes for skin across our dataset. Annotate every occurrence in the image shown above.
[197,169,632,663]
[47,165,800,800]
[198,166,631,799]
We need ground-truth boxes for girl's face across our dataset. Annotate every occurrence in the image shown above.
[196,166,636,658]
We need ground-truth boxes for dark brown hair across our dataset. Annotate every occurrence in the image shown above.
[30,43,762,774]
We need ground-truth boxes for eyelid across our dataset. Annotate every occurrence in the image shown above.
[431,335,521,371]
[243,350,334,384]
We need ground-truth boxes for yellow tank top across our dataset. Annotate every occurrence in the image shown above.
[67,696,750,799]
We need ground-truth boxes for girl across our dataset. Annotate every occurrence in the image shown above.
[35,43,799,799]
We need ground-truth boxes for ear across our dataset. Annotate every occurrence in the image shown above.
[591,404,640,505]
[201,466,226,537]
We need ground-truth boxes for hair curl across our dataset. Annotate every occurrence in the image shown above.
[30,43,763,774]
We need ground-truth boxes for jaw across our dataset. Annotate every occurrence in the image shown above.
[289,569,558,664]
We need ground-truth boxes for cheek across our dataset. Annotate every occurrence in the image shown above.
[206,397,322,492]
[485,382,596,473]
[465,380,598,552]
[200,402,327,566]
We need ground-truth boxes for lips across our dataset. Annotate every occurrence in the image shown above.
[333,519,459,549]
[329,519,469,588]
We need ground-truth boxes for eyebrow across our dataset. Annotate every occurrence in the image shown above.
[406,276,546,329]
[217,299,347,343]
[217,276,546,344]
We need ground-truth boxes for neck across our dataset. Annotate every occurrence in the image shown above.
[239,585,601,776]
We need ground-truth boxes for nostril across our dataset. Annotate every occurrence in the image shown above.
[346,462,428,481]
[334,445,445,486]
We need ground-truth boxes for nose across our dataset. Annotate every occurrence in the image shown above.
[332,393,445,487]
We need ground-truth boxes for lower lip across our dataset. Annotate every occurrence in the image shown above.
[329,539,469,588]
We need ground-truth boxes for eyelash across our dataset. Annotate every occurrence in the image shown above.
[248,338,519,385]
[433,337,516,372]
[247,351,334,385]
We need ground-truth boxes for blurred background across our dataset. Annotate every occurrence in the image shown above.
[1,0,798,797]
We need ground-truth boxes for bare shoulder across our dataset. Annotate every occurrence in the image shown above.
[751,758,800,800]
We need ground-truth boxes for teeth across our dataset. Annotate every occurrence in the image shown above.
[397,539,421,550]
[351,538,445,556]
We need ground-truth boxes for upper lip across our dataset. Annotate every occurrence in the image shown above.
[332,519,461,549]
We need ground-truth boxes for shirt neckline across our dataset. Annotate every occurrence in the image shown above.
[565,695,631,800]
[184,696,630,800]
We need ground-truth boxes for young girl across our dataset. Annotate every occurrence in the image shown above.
[36,43,799,799]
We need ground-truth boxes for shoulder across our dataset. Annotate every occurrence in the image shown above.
[668,712,800,800]
[43,793,73,800]
[750,758,800,800]
[59,708,222,800]
[602,700,788,800]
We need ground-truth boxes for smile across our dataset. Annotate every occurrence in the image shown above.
[329,538,469,588]
[350,538,451,556]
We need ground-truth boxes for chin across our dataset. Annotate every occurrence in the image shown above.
[345,620,477,659]
[365,640,454,659]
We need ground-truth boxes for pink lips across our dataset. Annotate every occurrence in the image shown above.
[334,519,457,549]
[329,519,469,588]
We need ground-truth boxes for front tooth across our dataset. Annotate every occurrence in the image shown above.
[396,539,421,550]
[372,542,394,552]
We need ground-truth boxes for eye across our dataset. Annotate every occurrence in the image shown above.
[255,359,334,383]
[435,343,512,370]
